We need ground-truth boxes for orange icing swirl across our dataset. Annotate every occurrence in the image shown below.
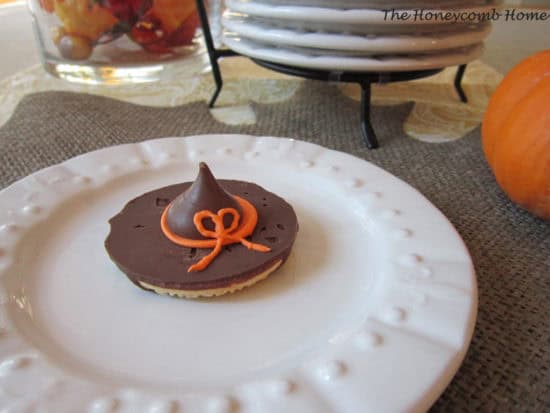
[160,196,270,272]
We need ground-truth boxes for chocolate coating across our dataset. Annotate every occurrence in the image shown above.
[166,163,242,239]
[105,180,298,291]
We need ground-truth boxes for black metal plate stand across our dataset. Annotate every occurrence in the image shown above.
[196,0,468,149]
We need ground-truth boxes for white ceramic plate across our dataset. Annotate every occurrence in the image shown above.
[223,35,484,71]
[254,0,495,9]
[222,12,492,53]
[0,135,476,412]
[232,15,490,36]
[226,0,502,28]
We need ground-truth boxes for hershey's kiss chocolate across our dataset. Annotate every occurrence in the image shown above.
[165,162,242,239]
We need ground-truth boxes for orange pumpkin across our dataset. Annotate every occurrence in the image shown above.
[482,50,550,220]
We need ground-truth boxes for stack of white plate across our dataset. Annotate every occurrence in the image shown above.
[222,0,498,71]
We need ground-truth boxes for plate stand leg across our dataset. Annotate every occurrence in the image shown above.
[196,0,236,108]
[208,62,223,109]
[454,64,468,104]
[360,81,379,149]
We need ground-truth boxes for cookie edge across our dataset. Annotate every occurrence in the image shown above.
[138,259,283,298]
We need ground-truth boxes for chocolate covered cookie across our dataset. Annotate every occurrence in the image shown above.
[105,163,299,298]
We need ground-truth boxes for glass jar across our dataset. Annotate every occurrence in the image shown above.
[27,0,212,84]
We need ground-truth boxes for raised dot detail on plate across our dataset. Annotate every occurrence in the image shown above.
[118,388,139,401]
[159,152,175,161]
[218,147,233,155]
[268,379,295,397]
[300,160,314,168]
[46,176,63,185]
[23,192,39,202]
[0,223,19,234]
[354,331,383,351]
[22,205,42,215]
[416,293,429,305]
[381,209,401,219]
[73,175,92,185]
[131,158,149,167]
[207,396,233,413]
[393,228,413,239]
[364,191,381,200]
[317,360,347,381]
[418,266,433,278]
[244,151,260,159]
[329,165,341,173]
[399,254,424,267]
[0,355,33,376]
[385,307,407,323]
[46,377,65,392]
[188,150,199,159]
[347,178,364,188]
[101,165,116,174]
[148,400,178,413]
[89,397,118,413]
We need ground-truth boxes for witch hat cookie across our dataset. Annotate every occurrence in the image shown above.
[105,162,298,298]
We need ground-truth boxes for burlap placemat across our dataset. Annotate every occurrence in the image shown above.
[1,83,548,411]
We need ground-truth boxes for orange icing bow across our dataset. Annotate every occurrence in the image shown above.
[160,196,271,272]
